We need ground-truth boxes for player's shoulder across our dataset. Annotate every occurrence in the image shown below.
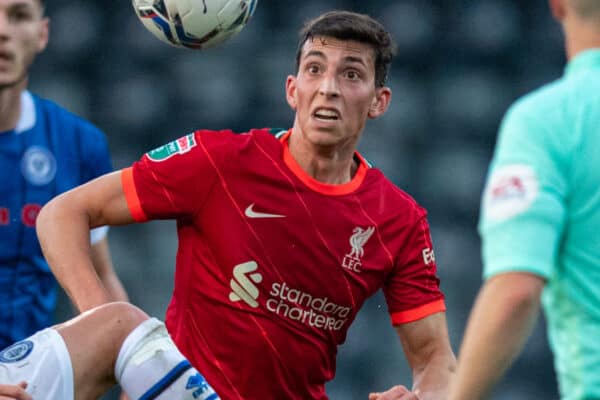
[506,77,569,122]
[388,182,426,217]
[192,127,284,149]
[235,127,287,141]
[31,93,105,138]
[499,75,580,152]
[365,169,428,219]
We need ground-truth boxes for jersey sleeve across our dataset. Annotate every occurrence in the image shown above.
[79,124,113,181]
[384,212,445,325]
[479,101,569,280]
[121,130,234,221]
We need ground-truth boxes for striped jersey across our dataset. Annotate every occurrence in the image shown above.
[0,91,112,348]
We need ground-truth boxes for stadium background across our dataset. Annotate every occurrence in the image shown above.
[33,0,564,398]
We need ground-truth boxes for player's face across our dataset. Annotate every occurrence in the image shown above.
[0,0,48,89]
[286,36,391,148]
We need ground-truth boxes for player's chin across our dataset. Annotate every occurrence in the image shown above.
[0,72,26,90]
[307,121,342,136]
[307,131,344,147]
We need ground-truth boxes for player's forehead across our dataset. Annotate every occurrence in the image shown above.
[299,36,375,66]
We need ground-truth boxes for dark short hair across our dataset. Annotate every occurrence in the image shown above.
[295,10,396,87]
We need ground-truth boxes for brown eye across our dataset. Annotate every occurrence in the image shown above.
[345,70,360,80]
[308,64,320,74]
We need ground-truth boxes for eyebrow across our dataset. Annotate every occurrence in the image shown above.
[8,2,35,11]
[302,50,368,67]
[303,50,327,61]
[344,56,368,67]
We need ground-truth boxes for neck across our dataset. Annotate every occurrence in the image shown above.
[287,130,359,185]
[0,81,27,132]
[563,18,600,60]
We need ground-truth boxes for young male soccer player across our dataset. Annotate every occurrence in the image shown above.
[36,10,456,399]
[0,0,127,348]
[0,302,219,400]
[450,0,600,398]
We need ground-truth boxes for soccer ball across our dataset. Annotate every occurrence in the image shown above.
[132,0,257,49]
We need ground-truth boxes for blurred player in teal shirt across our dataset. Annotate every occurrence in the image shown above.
[450,0,600,399]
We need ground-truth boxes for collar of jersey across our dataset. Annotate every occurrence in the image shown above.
[15,91,36,134]
[279,129,368,196]
[565,49,600,76]
[0,91,35,135]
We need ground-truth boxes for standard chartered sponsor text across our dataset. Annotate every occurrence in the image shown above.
[267,282,351,331]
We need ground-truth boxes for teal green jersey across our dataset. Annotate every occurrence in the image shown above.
[479,49,600,400]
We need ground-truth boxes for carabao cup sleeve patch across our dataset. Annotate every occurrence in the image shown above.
[482,164,539,222]
[145,133,197,162]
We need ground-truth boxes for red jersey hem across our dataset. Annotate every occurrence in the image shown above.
[121,167,148,222]
[390,299,446,325]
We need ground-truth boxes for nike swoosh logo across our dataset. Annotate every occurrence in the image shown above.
[244,203,285,219]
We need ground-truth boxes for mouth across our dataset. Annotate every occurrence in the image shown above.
[0,50,14,62]
[312,107,340,121]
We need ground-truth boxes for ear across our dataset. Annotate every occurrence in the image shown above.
[368,86,392,119]
[549,0,565,21]
[285,75,298,111]
[37,17,50,53]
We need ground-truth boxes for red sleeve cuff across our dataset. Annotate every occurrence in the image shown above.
[121,167,148,222]
[390,299,446,325]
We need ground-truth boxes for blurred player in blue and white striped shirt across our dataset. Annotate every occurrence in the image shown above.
[0,0,128,349]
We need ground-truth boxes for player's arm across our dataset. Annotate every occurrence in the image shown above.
[36,171,134,312]
[448,272,544,400]
[0,383,32,400]
[398,312,456,400]
[90,236,129,302]
[370,312,456,400]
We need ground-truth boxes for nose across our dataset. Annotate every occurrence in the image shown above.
[318,71,340,98]
[0,12,9,40]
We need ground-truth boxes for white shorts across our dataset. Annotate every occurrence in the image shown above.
[0,328,73,400]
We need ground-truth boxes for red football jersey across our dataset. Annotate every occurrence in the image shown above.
[121,129,445,400]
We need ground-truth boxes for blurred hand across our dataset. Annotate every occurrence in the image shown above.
[369,385,420,400]
[0,382,32,400]
[119,391,130,400]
